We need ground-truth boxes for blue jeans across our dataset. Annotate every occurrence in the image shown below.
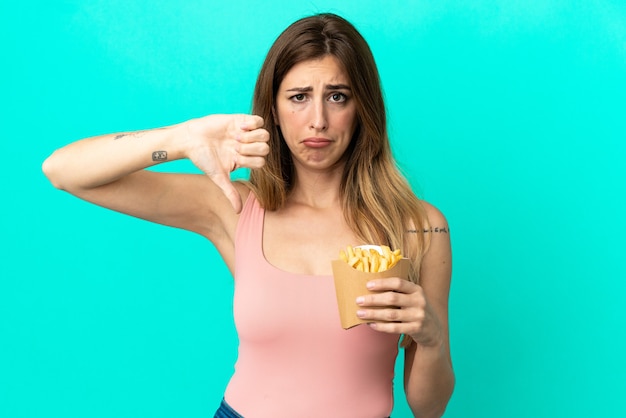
[214,398,244,418]
[213,398,391,417]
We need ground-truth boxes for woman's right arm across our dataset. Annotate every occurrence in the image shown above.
[42,114,269,239]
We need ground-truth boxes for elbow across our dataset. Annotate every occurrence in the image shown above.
[42,151,66,190]
[409,399,452,418]
[407,374,455,418]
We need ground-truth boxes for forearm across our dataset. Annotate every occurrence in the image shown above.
[404,340,455,417]
[42,123,188,191]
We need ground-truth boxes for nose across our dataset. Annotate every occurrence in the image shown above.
[310,100,328,131]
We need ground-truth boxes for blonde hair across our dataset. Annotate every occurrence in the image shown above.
[249,13,430,306]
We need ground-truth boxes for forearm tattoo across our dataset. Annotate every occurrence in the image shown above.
[407,227,449,234]
[152,151,168,161]
[114,131,146,140]
[114,128,163,140]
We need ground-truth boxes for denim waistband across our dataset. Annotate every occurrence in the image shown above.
[214,398,244,418]
[213,397,391,417]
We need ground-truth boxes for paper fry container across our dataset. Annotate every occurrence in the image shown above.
[331,258,411,329]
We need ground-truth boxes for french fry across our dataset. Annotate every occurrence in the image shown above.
[347,245,355,259]
[348,256,361,268]
[381,245,393,261]
[379,257,389,271]
[339,250,348,262]
[338,244,404,273]
[370,253,380,273]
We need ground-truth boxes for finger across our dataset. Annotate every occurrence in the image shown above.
[356,291,411,308]
[367,321,415,336]
[236,141,270,158]
[239,115,264,131]
[234,155,267,169]
[357,307,409,323]
[366,277,417,293]
[237,128,270,144]
[209,171,243,213]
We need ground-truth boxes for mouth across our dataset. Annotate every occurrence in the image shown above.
[302,137,333,148]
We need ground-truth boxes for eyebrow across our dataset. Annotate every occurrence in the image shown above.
[285,84,352,92]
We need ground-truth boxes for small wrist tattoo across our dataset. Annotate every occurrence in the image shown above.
[152,150,168,161]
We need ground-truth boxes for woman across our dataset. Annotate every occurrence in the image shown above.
[43,13,454,418]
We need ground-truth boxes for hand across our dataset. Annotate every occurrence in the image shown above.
[185,114,270,213]
[356,277,443,347]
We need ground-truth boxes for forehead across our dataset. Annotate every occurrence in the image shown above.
[280,55,350,88]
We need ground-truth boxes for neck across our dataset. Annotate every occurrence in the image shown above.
[288,164,344,209]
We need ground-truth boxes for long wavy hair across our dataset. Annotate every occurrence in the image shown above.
[249,13,430,289]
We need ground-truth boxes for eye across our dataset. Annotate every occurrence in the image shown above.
[290,93,306,102]
[329,92,348,103]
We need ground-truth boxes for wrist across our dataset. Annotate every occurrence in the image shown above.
[409,328,444,351]
[164,120,195,161]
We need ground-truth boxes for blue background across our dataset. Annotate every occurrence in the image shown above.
[1,1,625,417]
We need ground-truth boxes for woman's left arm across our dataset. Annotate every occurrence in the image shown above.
[356,202,454,416]
[402,202,454,417]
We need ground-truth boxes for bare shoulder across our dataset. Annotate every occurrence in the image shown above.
[419,200,450,232]
[417,200,452,284]
[420,200,450,240]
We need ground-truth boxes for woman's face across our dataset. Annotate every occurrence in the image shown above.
[275,55,357,172]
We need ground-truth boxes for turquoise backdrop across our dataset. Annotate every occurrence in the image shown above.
[2,1,625,417]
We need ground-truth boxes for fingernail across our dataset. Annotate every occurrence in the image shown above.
[356,296,364,305]
[356,310,366,318]
[366,281,375,290]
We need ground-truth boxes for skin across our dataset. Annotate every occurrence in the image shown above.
[275,56,357,173]
[264,56,361,276]
[42,55,453,417]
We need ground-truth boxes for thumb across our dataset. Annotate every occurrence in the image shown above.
[209,172,243,213]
